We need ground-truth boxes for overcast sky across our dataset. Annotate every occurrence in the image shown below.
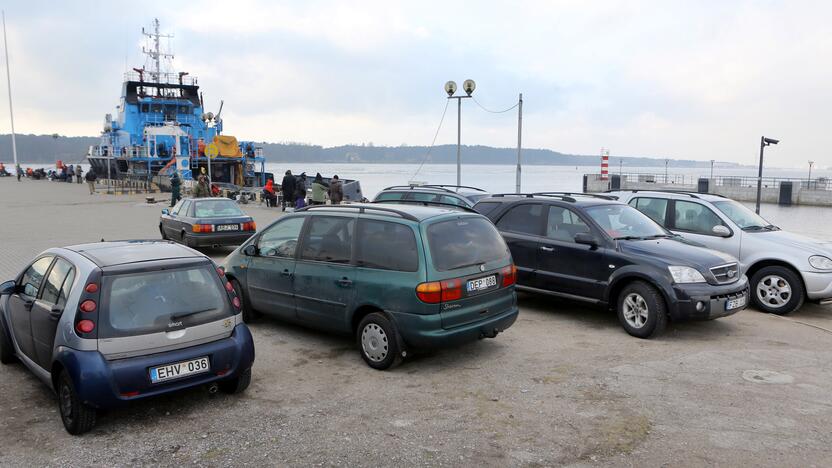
[1,1,830,166]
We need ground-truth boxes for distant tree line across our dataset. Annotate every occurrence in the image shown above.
[0,133,725,168]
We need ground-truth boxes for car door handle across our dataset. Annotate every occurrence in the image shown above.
[49,306,63,320]
[23,299,34,310]
[337,277,353,287]
[540,246,555,252]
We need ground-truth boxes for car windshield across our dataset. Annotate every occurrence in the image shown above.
[194,199,244,218]
[427,217,510,271]
[712,200,774,230]
[99,264,231,338]
[585,204,669,239]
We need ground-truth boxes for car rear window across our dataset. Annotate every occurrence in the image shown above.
[99,264,231,338]
[473,201,500,215]
[194,199,244,218]
[427,217,509,271]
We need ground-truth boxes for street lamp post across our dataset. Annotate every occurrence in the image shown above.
[445,80,475,186]
[664,159,669,184]
[710,159,715,180]
[755,136,779,214]
[808,160,815,185]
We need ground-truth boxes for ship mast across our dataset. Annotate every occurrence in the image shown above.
[141,18,173,82]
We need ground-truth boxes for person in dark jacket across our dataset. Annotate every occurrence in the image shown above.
[66,165,75,183]
[169,172,181,207]
[281,170,296,211]
[329,175,344,205]
[295,172,307,209]
[75,165,83,183]
[85,170,97,194]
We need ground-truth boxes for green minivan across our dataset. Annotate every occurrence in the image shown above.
[222,203,519,370]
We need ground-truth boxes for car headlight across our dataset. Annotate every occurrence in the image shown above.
[668,266,707,283]
[809,255,832,270]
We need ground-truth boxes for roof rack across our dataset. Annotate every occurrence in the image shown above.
[490,193,577,202]
[421,184,487,192]
[533,191,617,200]
[295,204,419,221]
[382,184,456,194]
[605,189,725,199]
[372,199,477,213]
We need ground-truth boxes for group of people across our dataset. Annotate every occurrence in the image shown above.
[168,169,219,207]
[263,171,343,210]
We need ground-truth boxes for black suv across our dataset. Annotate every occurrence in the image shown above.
[474,193,750,338]
[373,185,489,210]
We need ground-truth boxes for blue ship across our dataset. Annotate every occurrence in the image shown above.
[87,19,267,188]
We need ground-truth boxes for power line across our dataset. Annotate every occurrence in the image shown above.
[410,99,451,180]
[471,95,519,114]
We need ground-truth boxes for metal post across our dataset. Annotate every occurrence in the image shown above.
[808,160,814,184]
[710,159,715,180]
[456,97,461,186]
[2,11,18,179]
[755,136,764,214]
[515,93,523,193]
[664,159,669,184]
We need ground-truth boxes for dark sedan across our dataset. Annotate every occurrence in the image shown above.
[160,198,256,248]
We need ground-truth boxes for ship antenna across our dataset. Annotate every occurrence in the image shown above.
[141,18,173,82]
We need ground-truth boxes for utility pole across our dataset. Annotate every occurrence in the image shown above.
[664,159,669,184]
[515,93,523,193]
[808,160,815,184]
[2,11,18,179]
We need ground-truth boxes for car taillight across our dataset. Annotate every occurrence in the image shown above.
[441,279,462,302]
[79,300,97,313]
[242,221,256,231]
[501,264,517,287]
[193,224,213,233]
[76,320,95,334]
[225,281,234,292]
[232,296,241,309]
[85,283,99,293]
[416,282,442,304]
[217,266,225,277]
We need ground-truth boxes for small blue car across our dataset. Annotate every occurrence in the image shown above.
[0,240,255,434]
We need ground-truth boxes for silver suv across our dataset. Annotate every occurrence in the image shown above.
[609,190,832,315]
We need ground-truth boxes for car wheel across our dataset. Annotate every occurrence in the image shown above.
[180,231,193,248]
[357,312,402,370]
[57,371,96,435]
[219,367,251,394]
[159,224,168,240]
[617,281,667,338]
[750,266,804,315]
[0,319,15,364]
[231,279,258,323]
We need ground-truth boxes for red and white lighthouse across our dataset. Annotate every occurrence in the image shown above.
[600,148,610,180]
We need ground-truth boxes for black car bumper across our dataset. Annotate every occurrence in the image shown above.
[186,231,254,247]
[668,276,749,322]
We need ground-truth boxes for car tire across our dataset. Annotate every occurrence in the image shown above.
[616,281,667,339]
[159,224,168,240]
[750,266,804,315]
[231,279,258,323]
[219,367,251,394]
[0,319,15,364]
[357,312,402,370]
[57,371,96,435]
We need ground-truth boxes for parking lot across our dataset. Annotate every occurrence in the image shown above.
[1,180,831,466]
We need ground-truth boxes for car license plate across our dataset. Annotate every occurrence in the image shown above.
[467,275,497,292]
[216,224,240,231]
[149,357,210,383]
[726,295,747,311]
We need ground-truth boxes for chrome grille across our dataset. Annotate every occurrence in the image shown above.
[710,263,740,284]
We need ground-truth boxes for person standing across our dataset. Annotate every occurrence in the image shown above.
[310,173,329,206]
[75,165,83,183]
[66,165,75,183]
[193,175,209,198]
[295,173,307,209]
[16,164,22,182]
[329,175,344,205]
[280,170,296,212]
[169,171,182,207]
[85,169,97,194]
[263,179,277,207]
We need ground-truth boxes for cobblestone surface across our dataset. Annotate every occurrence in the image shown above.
[1,178,831,467]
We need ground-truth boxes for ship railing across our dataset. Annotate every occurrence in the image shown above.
[123,71,198,86]
[587,172,832,192]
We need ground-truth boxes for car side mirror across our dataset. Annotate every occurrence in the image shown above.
[712,225,731,237]
[243,244,258,256]
[161,208,170,215]
[0,280,15,295]
[574,232,598,247]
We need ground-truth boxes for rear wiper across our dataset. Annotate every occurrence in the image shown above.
[171,308,215,321]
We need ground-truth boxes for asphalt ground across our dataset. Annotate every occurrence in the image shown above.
[1,178,831,467]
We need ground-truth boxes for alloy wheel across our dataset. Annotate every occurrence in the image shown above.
[756,275,791,309]
[60,382,74,425]
[623,293,649,329]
